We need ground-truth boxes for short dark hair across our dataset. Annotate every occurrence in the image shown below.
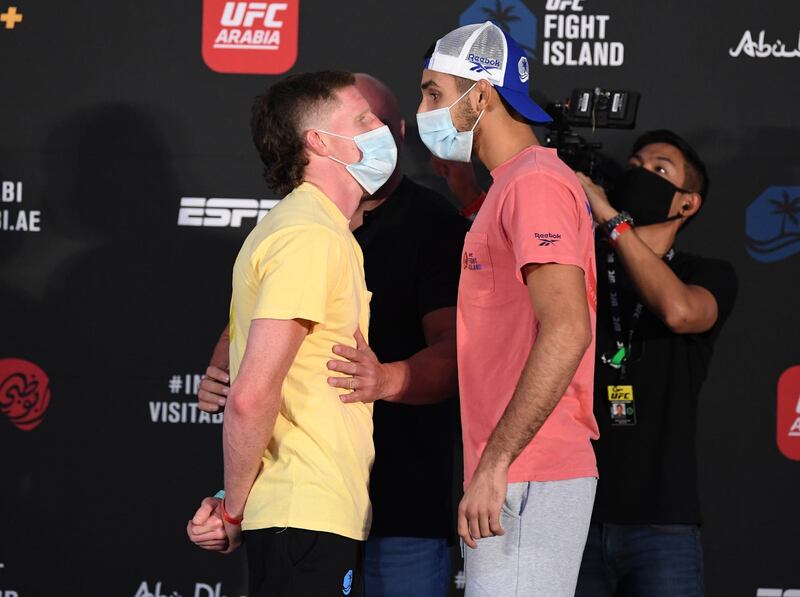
[631,129,709,200]
[250,71,355,196]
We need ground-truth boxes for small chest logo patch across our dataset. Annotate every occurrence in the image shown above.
[463,251,484,270]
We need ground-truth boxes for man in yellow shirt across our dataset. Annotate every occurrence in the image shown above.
[219,70,397,597]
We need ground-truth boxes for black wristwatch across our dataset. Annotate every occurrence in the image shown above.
[604,211,634,236]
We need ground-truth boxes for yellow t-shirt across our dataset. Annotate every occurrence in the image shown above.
[229,182,374,541]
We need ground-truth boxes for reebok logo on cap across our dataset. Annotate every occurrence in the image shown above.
[426,21,552,123]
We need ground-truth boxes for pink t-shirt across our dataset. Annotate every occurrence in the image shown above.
[458,145,599,487]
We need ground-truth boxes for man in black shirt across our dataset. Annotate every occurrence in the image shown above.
[573,130,738,597]
[187,73,469,597]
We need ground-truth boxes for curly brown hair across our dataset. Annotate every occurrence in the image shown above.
[250,71,355,196]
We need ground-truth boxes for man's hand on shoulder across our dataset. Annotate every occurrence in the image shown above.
[575,171,617,226]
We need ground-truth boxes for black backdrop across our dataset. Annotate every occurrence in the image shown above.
[2,1,799,596]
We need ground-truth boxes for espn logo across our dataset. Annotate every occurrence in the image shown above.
[777,366,800,461]
[202,0,299,74]
[177,197,278,228]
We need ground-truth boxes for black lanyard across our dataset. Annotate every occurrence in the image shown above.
[601,247,675,380]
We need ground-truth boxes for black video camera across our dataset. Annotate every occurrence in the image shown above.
[544,88,641,181]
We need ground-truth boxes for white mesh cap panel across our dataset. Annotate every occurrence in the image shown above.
[468,24,507,69]
[434,23,484,58]
[428,22,507,86]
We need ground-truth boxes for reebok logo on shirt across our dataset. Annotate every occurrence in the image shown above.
[534,232,562,246]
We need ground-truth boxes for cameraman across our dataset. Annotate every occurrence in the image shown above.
[573,130,737,597]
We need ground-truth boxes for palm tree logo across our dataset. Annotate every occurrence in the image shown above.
[769,190,800,236]
[746,186,800,262]
[481,0,536,57]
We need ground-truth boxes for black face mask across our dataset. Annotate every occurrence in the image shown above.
[610,167,691,226]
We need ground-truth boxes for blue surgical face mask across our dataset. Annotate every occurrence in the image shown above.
[416,83,485,163]
[317,125,398,195]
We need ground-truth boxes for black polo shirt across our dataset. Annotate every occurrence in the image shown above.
[592,242,738,524]
[353,176,469,540]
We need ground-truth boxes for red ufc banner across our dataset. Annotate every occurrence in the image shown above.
[202,1,299,74]
[777,365,800,461]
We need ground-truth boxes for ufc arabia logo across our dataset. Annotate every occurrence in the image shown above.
[220,2,287,29]
[177,197,278,228]
[202,0,299,74]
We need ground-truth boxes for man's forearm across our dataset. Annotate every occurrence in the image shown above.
[209,324,231,370]
[592,203,683,316]
[382,333,458,405]
[614,230,688,317]
[479,321,590,471]
[222,388,281,515]
[594,201,710,330]
[220,318,307,516]
[613,230,716,332]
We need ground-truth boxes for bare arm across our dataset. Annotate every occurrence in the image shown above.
[222,318,308,517]
[577,172,718,334]
[208,325,230,369]
[328,306,458,406]
[457,262,592,548]
[383,307,459,405]
[479,263,592,470]
[610,230,718,334]
[198,325,232,412]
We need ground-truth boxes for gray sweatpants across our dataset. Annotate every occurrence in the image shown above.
[463,477,597,597]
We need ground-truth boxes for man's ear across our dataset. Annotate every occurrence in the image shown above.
[304,129,330,157]
[680,192,703,218]
[475,79,493,112]
[399,118,406,143]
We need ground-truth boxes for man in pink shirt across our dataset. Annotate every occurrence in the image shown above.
[417,22,598,596]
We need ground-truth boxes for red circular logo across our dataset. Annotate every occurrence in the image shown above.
[0,358,51,431]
